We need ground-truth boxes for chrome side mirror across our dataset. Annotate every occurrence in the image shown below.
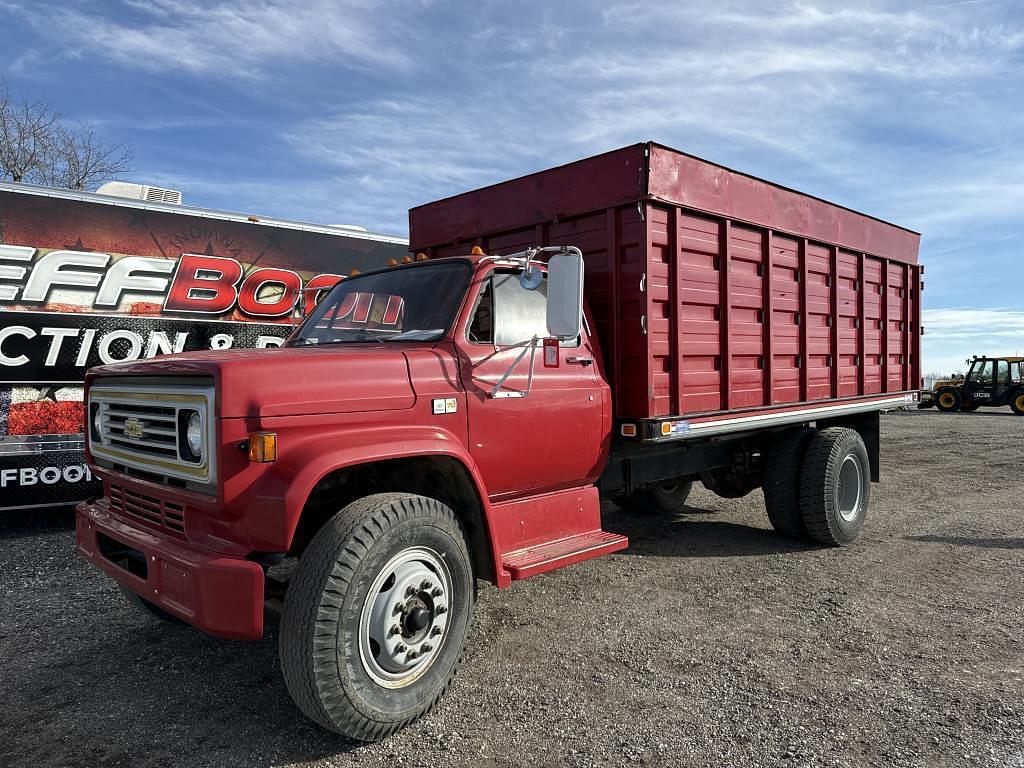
[546,250,584,340]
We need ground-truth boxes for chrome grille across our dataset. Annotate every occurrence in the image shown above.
[102,401,179,458]
[109,483,186,534]
[88,382,215,486]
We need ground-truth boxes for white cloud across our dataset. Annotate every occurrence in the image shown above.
[2,0,415,78]
[8,0,1021,311]
[922,308,1024,375]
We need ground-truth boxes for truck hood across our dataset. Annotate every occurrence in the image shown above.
[88,345,417,418]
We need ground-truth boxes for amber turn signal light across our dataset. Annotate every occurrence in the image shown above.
[415,252,429,261]
[470,245,484,255]
[248,431,278,463]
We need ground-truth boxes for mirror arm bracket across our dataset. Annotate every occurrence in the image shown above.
[488,337,539,399]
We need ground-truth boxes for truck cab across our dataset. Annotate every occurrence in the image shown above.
[77,248,628,740]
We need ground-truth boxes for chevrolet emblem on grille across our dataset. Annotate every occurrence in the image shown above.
[123,418,145,439]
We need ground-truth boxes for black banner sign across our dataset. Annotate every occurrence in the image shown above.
[0,310,293,384]
[0,448,99,510]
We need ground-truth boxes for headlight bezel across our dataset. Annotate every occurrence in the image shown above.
[179,409,204,463]
[90,402,103,445]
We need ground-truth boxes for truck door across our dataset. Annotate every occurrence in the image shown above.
[993,359,1012,404]
[455,269,608,500]
[963,359,994,404]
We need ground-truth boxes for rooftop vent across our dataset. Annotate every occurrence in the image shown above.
[96,181,183,205]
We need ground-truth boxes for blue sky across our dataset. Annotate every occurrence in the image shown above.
[2,0,1022,374]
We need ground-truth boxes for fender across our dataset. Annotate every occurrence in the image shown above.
[240,421,508,585]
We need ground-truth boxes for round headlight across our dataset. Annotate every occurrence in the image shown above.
[185,411,203,458]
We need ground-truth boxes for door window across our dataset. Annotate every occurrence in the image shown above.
[968,361,993,385]
[467,272,579,347]
[995,360,1010,391]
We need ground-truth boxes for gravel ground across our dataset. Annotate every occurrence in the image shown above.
[1,408,1022,768]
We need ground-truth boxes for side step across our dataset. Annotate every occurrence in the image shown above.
[501,530,628,581]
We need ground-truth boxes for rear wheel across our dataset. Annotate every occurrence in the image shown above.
[762,427,815,540]
[700,468,759,499]
[614,481,693,514]
[935,388,960,412]
[799,428,870,546]
[1011,391,1024,415]
[279,493,475,741]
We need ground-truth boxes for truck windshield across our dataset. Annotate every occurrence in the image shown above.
[288,260,471,345]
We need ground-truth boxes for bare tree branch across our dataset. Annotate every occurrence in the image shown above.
[0,78,133,190]
[43,124,134,190]
[0,78,62,183]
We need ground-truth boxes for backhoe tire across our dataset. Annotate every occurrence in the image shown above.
[279,493,475,741]
[935,388,960,412]
[762,427,815,540]
[614,481,693,514]
[1011,391,1024,415]
[799,428,870,547]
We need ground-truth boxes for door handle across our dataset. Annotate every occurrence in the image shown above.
[567,356,593,366]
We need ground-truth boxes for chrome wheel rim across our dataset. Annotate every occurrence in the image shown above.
[358,546,452,689]
[836,454,864,522]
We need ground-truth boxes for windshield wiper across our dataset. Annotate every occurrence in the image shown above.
[388,329,444,341]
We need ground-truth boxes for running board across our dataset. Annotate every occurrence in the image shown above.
[501,530,629,581]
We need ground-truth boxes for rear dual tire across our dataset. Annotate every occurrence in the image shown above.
[764,427,869,547]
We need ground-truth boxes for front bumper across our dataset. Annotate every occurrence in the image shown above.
[76,498,265,639]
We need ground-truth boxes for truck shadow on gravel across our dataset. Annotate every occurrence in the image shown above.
[601,506,812,558]
[52,620,367,767]
[0,506,75,539]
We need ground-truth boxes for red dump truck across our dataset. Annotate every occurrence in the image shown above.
[75,143,922,741]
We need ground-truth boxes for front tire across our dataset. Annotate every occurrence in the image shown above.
[279,493,475,741]
[120,586,185,626]
[799,428,870,546]
[935,388,960,412]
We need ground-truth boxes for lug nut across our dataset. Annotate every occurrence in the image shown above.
[406,649,418,660]
[431,587,443,597]
[395,643,407,653]
[420,580,432,590]
[436,604,447,614]
[388,624,401,637]
[393,602,405,615]
[405,585,417,598]
[430,626,442,637]
[421,643,433,653]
